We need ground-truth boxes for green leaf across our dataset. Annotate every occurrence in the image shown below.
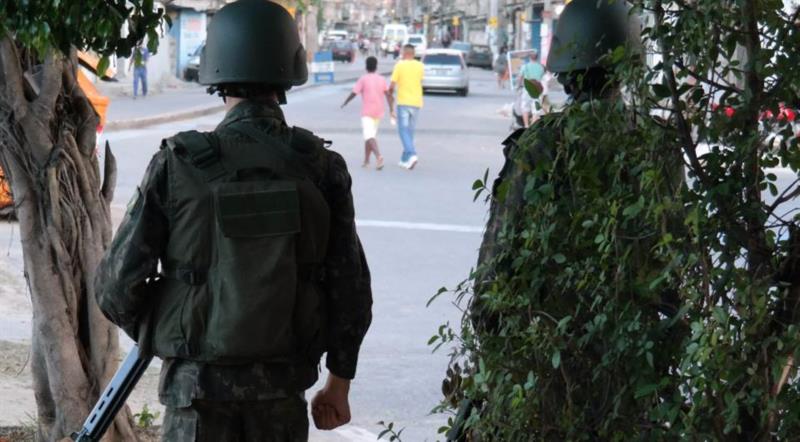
[551,350,561,369]
[635,383,658,399]
[524,78,543,98]
[652,83,671,98]
[552,253,566,264]
[426,286,448,307]
[96,56,110,78]
[610,45,626,63]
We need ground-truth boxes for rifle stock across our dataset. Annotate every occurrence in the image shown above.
[446,398,475,442]
[71,345,153,442]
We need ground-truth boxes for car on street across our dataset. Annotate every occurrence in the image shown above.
[404,34,427,54]
[184,43,204,82]
[450,41,471,57]
[467,44,492,69]
[421,49,470,96]
[326,30,349,41]
[330,40,355,62]
[382,24,408,57]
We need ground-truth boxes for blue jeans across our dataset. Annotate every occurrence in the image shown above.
[133,67,148,97]
[397,105,419,162]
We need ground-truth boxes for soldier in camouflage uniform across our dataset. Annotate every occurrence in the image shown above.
[476,0,645,306]
[448,1,684,438]
[94,1,372,440]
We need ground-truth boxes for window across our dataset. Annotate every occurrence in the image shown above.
[423,54,461,65]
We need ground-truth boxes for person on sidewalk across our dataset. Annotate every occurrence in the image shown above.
[389,44,424,170]
[341,56,394,170]
[130,44,149,98]
[518,51,547,127]
[95,1,373,440]
[494,46,509,89]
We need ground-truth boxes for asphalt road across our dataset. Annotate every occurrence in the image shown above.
[99,67,512,441]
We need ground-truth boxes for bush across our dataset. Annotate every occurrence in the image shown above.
[437,1,800,439]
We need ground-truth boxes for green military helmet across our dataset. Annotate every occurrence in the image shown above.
[546,0,640,74]
[199,0,308,88]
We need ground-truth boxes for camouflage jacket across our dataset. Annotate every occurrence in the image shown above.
[95,100,373,405]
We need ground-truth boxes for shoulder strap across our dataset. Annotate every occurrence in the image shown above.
[291,126,330,152]
[228,123,322,180]
[165,131,227,181]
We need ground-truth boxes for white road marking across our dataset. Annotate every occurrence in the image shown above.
[356,219,484,233]
[329,426,380,441]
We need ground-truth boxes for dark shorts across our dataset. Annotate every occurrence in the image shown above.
[161,394,309,442]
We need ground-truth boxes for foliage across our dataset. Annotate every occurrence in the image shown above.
[377,420,405,441]
[133,404,160,429]
[436,0,800,440]
[0,0,168,65]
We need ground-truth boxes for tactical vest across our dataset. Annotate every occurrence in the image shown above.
[141,123,331,368]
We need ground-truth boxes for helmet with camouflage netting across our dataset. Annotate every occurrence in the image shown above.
[546,0,641,74]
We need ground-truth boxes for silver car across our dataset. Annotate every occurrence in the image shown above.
[421,49,470,96]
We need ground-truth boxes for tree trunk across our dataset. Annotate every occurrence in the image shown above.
[0,37,137,441]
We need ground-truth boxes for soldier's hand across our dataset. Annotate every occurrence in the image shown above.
[311,373,352,430]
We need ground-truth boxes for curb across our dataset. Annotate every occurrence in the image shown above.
[104,69,392,132]
[104,104,226,131]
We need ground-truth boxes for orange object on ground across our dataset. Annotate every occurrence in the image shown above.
[77,51,112,128]
[0,167,12,211]
[77,69,110,128]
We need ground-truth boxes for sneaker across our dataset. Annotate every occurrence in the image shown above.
[376,156,384,170]
[405,155,418,170]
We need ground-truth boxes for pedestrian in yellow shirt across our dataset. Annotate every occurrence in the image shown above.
[389,44,424,169]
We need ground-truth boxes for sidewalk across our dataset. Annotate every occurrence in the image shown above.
[103,56,395,131]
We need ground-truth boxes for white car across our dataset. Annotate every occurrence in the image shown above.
[404,34,427,53]
[319,29,348,46]
[421,49,470,96]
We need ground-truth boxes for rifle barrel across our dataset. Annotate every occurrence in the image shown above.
[72,345,153,442]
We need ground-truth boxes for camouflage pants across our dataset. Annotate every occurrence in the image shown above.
[161,394,309,441]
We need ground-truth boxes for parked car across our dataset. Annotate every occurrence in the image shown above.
[184,43,204,82]
[404,34,427,54]
[330,40,355,62]
[327,30,349,41]
[467,44,493,69]
[450,41,471,57]
[421,49,470,96]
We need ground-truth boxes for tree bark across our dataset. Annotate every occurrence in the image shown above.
[0,37,137,441]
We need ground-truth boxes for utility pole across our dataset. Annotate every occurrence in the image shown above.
[489,0,498,55]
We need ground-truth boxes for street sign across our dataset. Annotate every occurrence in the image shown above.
[489,16,498,28]
[312,51,335,84]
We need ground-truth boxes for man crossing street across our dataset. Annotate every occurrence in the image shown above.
[389,44,424,170]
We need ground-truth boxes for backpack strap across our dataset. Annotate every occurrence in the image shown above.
[227,123,319,179]
[290,126,330,152]
[164,131,227,181]
[290,126,330,185]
